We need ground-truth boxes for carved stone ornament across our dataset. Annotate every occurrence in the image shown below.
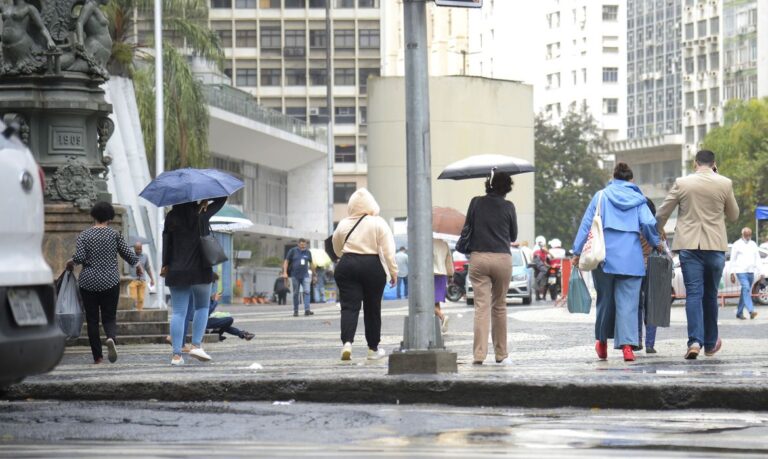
[96,116,114,153]
[2,113,30,144]
[46,156,97,208]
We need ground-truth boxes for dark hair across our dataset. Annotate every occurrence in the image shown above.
[613,162,634,181]
[298,238,307,244]
[645,198,656,217]
[484,170,513,196]
[90,201,115,223]
[399,246,406,251]
[695,149,716,166]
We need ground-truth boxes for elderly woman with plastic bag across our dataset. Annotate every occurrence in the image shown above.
[571,163,661,362]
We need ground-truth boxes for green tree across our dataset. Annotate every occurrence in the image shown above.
[702,97,768,240]
[105,0,223,174]
[535,106,609,247]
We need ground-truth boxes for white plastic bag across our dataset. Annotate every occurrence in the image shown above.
[55,271,84,339]
[579,191,606,271]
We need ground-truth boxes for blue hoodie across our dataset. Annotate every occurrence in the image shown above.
[572,180,660,276]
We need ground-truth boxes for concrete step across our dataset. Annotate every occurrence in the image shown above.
[68,333,219,347]
[118,295,135,310]
[116,309,168,322]
[81,321,170,336]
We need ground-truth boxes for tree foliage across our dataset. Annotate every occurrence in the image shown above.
[535,106,610,247]
[702,97,768,240]
[105,0,223,174]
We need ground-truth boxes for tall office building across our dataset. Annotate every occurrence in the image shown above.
[626,0,683,139]
[537,1,627,141]
[191,0,381,223]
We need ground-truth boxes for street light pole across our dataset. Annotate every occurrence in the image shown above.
[154,0,165,308]
[389,0,457,374]
[325,0,335,235]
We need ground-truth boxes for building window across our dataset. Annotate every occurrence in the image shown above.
[212,22,233,47]
[284,30,306,57]
[260,27,281,49]
[335,68,355,85]
[685,57,694,74]
[697,124,707,142]
[310,107,329,124]
[335,145,356,163]
[710,17,719,35]
[286,107,306,121]
[310,30,327,48]
[309,0,326,7]
[259,0,280,6]
[358,0,378,7]
[260,68,281,86]
[359,68,379,93]
[603,98,618,114]
[684,22,693,40]
[285,68,306,86]
[235,0,255,7]
[309,68,327,86]
[685,92,694,110]
[697,54,707,72]
[285,0,306,7]
[236,68,257,87]
[602,5,618,21]
[334,30,355,50]
[334,182,356,203]
[709,51,719,69]
[602,67,618,82]
[335,0,354,7]
[359,106,367,125]
[236,30,257,47]
[358,29,379,49]
[335,106,356,124]
[710,88,719,107]
[697,19,706,38]
[212,0,232,7]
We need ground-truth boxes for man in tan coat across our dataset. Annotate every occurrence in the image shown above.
[656,150,739,360]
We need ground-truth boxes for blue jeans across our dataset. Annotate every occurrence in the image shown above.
[397,276,408,298]
[170,284,211,355]
[313,271,326,303]
[736,272,755,317]
[679,250,725,350]
[292,275,311,312]
[592,265,642,349]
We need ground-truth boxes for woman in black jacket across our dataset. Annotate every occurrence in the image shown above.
[162,196,226,365]
[463,171,517,365]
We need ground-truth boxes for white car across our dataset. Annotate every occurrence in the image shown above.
[671,246,768,305]
[465,247,534,306]
[0,123,64,388]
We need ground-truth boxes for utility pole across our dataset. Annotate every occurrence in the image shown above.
[388,0,457,375]
[325,0,335,235]
[153,0,165,309]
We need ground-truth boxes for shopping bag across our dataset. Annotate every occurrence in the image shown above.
[579,191,606,271]
[645,252,673,327]
[566,268,592,314]
[55,271,84,339]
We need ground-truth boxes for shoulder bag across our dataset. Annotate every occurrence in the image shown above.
[199,217,228,267]
[325,215,366,263]
[579,191,606,271]
[455,200,475,255]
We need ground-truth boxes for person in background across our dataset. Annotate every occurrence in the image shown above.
[67,202,142,364]
[655,150,739,359]
[463,170,517,365]
[532,243,551,301]
[572,163,661,362]
[162,196,227,366]
[128,242,154,311]
[730,227,761,320]
[433,238,454,333]
[519,241,534,266]
[332,188,397,361]
[283,238,314,317]
[395,247,409,299]
[273,275,288,305]
[638,198,659,354]
[313,265,327,304]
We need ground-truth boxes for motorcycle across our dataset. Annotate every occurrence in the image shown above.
[446,268,467,302]
[546,260,562,301]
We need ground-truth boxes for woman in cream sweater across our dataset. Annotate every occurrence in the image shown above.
[332,188,398,361]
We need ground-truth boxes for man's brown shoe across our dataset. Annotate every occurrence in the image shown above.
[704,338,722,357]
[750,311,758,319]
[684,343,701,360]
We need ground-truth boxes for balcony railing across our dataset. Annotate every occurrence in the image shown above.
[202,84,326,144]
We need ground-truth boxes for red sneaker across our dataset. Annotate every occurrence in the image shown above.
[622,345,635,362]
[595,340,608,360]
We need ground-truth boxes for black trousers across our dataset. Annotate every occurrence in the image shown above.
[80,285,120,360]
[277,292,287,305]
[207,317,242,339]
[334,254,386,350]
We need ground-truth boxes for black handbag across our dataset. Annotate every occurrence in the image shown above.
[199,218,228,267]
[645,251,673,327]
[325,215,366,262]
[455,201,475,255]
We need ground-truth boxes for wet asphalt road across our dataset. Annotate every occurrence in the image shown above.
[1,400,767,458]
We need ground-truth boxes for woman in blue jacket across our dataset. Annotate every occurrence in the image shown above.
[572,163,661,362]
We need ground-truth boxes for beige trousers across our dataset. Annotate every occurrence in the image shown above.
[128,280,147,310]
[469,252,512,362]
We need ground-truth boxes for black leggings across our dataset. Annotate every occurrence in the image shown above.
[80,285,120,360]
[334,254,386,350]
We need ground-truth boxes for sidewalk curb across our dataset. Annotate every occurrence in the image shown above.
[6,379,768,411]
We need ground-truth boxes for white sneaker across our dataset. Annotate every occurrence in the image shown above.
[188,347,212,362]
[367,348,387,360]
[441,315,450,333]
[171,355,184,366]
[105,338,118,363]
[496,357,513,366]
[341,342,352,361]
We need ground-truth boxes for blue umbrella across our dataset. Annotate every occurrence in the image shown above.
[139,168,244,207]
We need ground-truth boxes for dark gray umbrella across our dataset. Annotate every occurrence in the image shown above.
[437,154,535,180]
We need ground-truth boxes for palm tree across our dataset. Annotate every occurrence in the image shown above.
[105,0,223,174]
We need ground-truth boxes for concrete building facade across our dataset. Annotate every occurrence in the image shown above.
[536,0,627,141]
[366,76,536,246]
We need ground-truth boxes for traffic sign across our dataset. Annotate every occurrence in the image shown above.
[434,0,482,8]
